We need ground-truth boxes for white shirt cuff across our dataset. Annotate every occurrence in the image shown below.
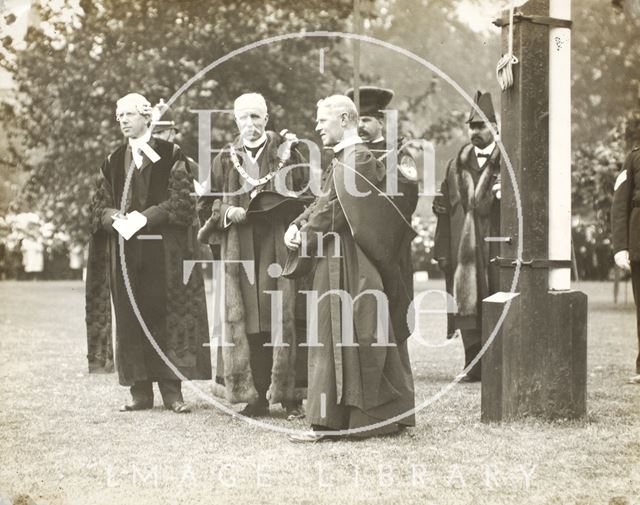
[223,207,233,228]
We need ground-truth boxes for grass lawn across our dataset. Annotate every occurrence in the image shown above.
[0,279,638,505]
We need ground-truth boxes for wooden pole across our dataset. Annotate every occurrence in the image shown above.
[482,0,587,422]
[353,0,361,112]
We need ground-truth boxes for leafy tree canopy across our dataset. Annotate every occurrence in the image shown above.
[1,0,354,243]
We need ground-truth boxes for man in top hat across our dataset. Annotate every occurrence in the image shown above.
[346,85,420,216]
[345,85,419,353]
[346,86,393,150]
[197,92,308,418]
[284,95,415,442]
[432,90,501,383]
[87,92,211,411]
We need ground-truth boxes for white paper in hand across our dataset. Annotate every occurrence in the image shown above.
[112,211,148,240]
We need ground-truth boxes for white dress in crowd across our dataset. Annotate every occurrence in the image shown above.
[21,237,44,273]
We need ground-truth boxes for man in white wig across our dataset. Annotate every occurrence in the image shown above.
[87,92,211,413]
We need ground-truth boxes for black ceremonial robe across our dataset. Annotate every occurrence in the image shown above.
[87,137,211,386]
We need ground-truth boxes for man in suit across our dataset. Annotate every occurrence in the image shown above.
[432,91,501,383]
[611,124,640,385]
[88,92,211,412]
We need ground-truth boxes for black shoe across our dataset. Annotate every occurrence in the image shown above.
[287,431,340,443]
[458,373,481,383]
[88,361,111,374]
[239,402,269,417]
[169,401,191,414]
[285,405,305,421]
[119,401,153,412]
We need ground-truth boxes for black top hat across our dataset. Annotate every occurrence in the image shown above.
[345,86,394,118]
[245,191,314,222]
[151,98,177,132]
[466,90,497,124]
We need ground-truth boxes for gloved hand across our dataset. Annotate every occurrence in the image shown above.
[226,206,247,224]
[284,224,301,250]
[492,182,501,200]
[614,250,631,271]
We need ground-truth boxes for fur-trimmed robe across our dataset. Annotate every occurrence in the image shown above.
[433,143,500,331]
[197,131,308,405]
[87,138,211,385]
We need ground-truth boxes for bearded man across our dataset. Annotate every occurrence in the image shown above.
[432,90,501,383]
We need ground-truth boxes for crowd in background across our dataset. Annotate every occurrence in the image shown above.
[0,211,618,282]
[0,213,84,280]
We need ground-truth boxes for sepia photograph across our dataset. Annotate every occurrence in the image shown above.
[0,0,638,504]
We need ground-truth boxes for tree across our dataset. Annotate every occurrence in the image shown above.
[572,0,640,145]
[573,109,640,224]
[365,0,501,160]
[1,0,354,244]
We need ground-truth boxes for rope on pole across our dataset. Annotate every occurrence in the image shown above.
[496,1,519,91]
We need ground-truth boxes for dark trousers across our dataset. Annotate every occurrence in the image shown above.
[130,380,183,408]
[629,263,640,374]
[248,333,273,406]
[248,333,301,408]
[461,329,482,379]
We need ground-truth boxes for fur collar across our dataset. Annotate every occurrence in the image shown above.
[458,142,500,167]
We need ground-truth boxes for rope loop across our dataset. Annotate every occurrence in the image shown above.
[496,2,518,91]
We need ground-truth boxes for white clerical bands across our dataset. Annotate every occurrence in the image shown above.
[131,142,161,168]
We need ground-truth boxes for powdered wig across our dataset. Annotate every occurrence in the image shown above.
[317,95,358,127]
[116,93,153,120]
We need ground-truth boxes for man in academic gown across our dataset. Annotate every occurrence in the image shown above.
[284,95,415,442]
[87,92,211,413]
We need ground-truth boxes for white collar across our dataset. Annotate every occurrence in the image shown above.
[242,133,268,149]
[332,132,363,154]
[371,135,385,144]
[474,141,496,158]
[128,129,152,150]
[128,129,161,168]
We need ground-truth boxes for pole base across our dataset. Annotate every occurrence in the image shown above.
[481,289,588,422]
